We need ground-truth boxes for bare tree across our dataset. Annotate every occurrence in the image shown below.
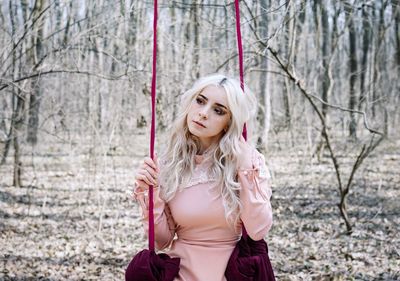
[344,1,358,139]
[256,0,271,151]
[0,0,397,233]
[27,0,46,145]
[4,1,26,187]
[358,4,371,113]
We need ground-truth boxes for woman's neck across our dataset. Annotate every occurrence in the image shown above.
[197,143,216,155]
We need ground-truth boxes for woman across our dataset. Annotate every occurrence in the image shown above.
[133,73,273,281]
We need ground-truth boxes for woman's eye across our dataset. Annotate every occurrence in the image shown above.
[196,97,204,104]
[214,108,225,115]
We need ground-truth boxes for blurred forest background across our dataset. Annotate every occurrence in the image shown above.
[0,0,399,280]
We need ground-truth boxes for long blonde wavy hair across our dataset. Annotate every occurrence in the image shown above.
[159,73,257,227]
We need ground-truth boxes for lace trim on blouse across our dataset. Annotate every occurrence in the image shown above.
[180,163,217,189]
[162,150,270,189]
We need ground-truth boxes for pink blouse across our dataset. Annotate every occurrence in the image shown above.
[133,146,273,281]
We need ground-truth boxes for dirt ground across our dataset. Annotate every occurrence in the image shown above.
[0,134,399,280]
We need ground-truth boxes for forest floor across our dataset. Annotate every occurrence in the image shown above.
[0,134,399,280]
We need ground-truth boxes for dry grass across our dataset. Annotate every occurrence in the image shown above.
[0,135,399,280]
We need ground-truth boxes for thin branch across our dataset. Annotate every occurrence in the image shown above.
[3,2,54,66]
[307,92,383,135]
[0,69,144,92]
[0,78,30,95]
[266,46,384,136]
[267,45,342,195]
[344,135,384,198]
[215,51,260,72]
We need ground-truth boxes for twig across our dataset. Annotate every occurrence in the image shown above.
[0,69,142,92]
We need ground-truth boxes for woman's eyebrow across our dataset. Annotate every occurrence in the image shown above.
[198,94,228,110]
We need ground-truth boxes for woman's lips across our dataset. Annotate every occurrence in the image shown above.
[193,121,206,128]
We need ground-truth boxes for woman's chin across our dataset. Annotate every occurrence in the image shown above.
[188,125,200,136]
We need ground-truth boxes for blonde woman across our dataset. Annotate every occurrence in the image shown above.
[133,73,273,281]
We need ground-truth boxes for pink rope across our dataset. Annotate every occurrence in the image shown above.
[148,0,158,252]
[234,0,247,140]
[147,0,247,248]
[234,0,249,238]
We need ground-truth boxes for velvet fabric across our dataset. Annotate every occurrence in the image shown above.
[225,236,275,281]
[125,249,180,281]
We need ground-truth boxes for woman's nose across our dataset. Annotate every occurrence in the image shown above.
[199,109,208,119]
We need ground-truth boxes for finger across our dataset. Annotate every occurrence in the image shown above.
[142,164,158,181]
[135,179,149,191]
[138,166,157,185]
[143,169,157,185]
[135,178,148,189]
[144,157,157,172]
[137,173,153,186]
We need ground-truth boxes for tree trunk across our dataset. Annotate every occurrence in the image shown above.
[293,1,306,67]
[0,3,6,134]
[9,1,25,186]
[371,1,388,120]
[27,0,46,145]
[314,1,334,159]
[282,1,292,130]
[393,0,400,68]
[192,0,200,79]
[224,3,229,73]
[392,0,400,132]
[13,88,24,187]
[345,3,358,140]
[358,6,371,112]
[320,2,330,119]
[170,4,179,122]
[313,0,331,158]
[257,0,270,151]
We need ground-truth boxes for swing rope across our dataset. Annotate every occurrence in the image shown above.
[148,0,158,252]
[234,0,247,141]
[234,0,249,238]
[234,0,244,90]
[147,0,246,250]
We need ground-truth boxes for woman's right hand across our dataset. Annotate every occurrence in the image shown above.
[134,154,159,192]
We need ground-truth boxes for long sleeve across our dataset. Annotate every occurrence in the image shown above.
[133,186,176,250]
[237,147,273,241]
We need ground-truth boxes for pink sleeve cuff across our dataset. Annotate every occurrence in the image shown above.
[237,151,272,201]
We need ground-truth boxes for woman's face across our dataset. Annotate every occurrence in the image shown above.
[186,85,231,150]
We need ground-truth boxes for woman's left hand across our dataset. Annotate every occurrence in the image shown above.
[237,135,254,170]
